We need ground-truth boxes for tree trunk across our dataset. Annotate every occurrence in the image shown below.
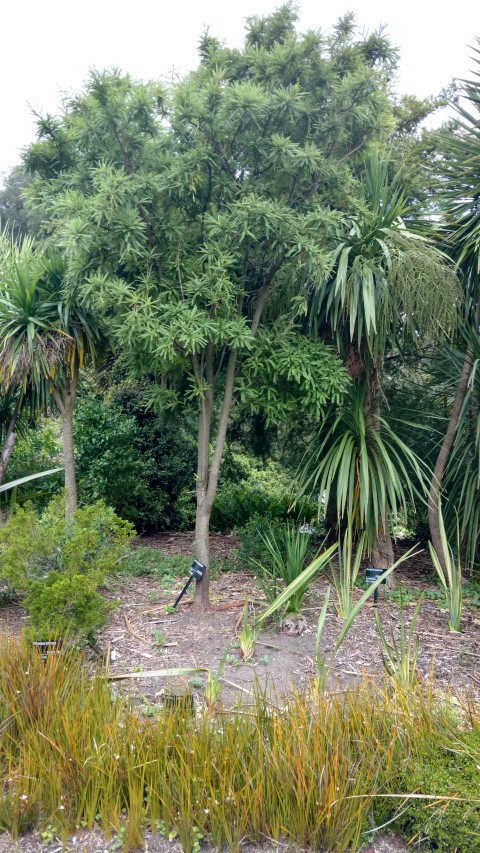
[0,397,21,486]
[428,348,473,568]
[194,498,212,609]
[62,400,77,517]
[364,364,395,588]
[193,349,238,611]
[53,370,78,518]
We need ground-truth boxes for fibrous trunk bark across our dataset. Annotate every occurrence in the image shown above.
[364,365,395,588]
[0,397,21,486]
[53,371,78,518]
[428,348,473,569]
[62,400,77,518]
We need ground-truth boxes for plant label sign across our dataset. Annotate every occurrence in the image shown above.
[365,567,387,585]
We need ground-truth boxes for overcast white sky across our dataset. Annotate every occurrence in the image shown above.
[1,0,478,177]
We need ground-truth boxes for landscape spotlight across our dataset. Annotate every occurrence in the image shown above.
[172,559,207,609]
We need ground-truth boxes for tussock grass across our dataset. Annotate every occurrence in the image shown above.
[0,633,471,852]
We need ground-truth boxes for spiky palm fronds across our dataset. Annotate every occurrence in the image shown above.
[312,151,461,362]
[298,384,429,551]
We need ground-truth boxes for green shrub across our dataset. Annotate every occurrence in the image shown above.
[249,522,319,612]
[74,398,153,529]
[5,418,63,508]
[211,451,318,532]
[25,573,109,644]
[0,497,134,642]
[84,386,198,532]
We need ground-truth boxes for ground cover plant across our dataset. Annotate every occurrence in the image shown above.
[1,634,479,852]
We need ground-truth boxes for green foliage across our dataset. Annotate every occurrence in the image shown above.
[238,331,350,425]
[375,595,423,689]
[250,522,318,614]
[238,602,257,661]
[299,383,428,550]
[391,730,480,851]
[255,542,338,627]
[331,526,365,619]
[212,452,318,532]
[72,384,198,532]
[120,548,189,579]
[74,396,152,526]
[313,150,460,362]
[25,573,109,644]
[312,549,418,692]
[6,418,63,506]
[428,497,463,632]
[0,497,134,641]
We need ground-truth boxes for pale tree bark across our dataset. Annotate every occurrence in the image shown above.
[428,348,473,569]
[193,348,238,610]
[0,396,21,486]
[192,260,283,610]
[53,369,79,518]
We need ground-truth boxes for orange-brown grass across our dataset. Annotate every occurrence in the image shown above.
[0,634,460,852]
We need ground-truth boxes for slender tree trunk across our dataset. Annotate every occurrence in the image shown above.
[53,370,78,518]
[62,399,77,517]
[193,349,238,611]
[428,348,473,568]
[364,365,395,587]
[0,397,21,486]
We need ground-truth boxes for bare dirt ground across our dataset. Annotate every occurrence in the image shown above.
[2,532,479,852]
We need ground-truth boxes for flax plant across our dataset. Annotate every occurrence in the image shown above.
[203,652,228,710]
[252,522,317,614]
[428,496,463,632]
[254,541,338,628]
[375,595,423,689]
[313,545,420,693]
[238,602,257,661]
[331,526,366,619]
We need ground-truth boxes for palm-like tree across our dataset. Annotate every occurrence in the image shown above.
[307,152,460,569]
[427,42,480,566]
[0,240,101,515]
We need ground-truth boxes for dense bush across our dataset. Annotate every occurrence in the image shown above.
[74,397,153,527]
[5,418,63,507]
[75,390,197,532]
[211,451,318,532]
[0,497,134,641]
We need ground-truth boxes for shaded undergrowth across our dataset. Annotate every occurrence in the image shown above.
[0,635,479,851]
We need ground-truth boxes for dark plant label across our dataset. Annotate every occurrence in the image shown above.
[365,567,387,585]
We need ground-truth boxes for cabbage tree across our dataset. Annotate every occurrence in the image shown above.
[0,241,101,515]
[307,152,460,571]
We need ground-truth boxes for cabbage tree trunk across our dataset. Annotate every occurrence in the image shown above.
[428,348,473,569]
[0,397,21,486]
[52,370,78,518]
[365,363,395,588]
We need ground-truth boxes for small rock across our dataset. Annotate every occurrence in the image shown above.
[283,615,308,635]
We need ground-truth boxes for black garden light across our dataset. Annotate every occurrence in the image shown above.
[172,559,206,609]
[365,566,387,605]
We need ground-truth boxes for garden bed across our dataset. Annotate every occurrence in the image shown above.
[1,533,479,853]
